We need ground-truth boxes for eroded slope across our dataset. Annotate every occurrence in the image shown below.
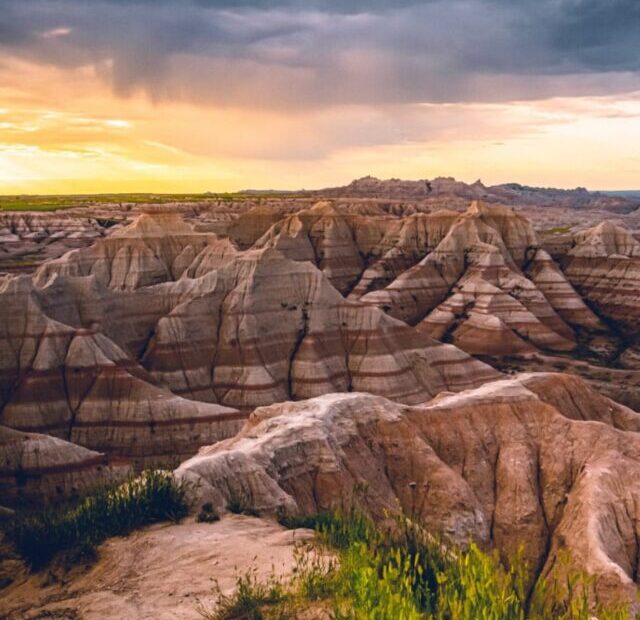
[177,373,640,610]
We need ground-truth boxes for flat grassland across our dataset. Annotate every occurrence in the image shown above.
[0,194,223,212]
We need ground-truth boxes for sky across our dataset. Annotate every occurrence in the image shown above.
[0,0,639,193]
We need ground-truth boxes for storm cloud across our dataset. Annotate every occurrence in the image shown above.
[0,0,638,107]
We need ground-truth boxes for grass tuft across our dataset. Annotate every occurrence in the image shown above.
[8,470,190,570]
[278,508,371,550]
[196,569,287,620]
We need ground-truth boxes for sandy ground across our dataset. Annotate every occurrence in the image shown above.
[0,515,314,620]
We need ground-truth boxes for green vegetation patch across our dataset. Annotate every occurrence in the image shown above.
[542,225,572,235]
[7,470,190,569]
[200,510,631,620]
[199,570,289,620]
[0,191,306,212]
[0,193,209,211]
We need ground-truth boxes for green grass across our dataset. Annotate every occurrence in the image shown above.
[331,516,631,619]
[197,569,287,620]
[0,193,208,212]
[0,191,307,212]
[0,256,41,268]
[201,510,632,620]
[7,470,190,569]
[278,508,372,550]
[542,225,572,235]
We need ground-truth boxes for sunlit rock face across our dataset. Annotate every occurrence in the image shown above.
[0,208,498,484]
[526,249,603,331]
[143,245,497,409]
[1,195,640,613]
[2,202,638,479]
[0,273,245,470]
[350,201,600,357]
[177,373,640,612]
[563,221,640,335]
[251,200,594,359]
[33,212,219,291]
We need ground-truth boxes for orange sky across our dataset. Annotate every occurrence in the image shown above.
[1,56,640,194]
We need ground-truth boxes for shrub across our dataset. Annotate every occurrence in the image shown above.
[226,487,260,517]
[197,502,221,524]
[334,540,425,619]
[196,569,287,620]
[8,470,190,569]
[293,543,338,602]
[279,507,372,550]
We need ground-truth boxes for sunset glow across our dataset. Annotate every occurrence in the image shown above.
[1,1,639,193]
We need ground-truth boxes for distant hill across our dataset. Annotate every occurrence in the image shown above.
[314,176,640,214]
[602,190,640,200]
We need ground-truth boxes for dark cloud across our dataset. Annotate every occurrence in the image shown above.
[93,0,426,11]
[0,0,638,107]
[550,0,640,72]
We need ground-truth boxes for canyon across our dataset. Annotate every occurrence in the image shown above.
[1,178,640,616]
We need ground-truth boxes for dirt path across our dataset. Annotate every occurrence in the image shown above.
[1,515,313,620]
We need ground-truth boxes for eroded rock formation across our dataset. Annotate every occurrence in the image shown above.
[34,212,219,291]
[0,274,245,468]
[0,425,130,508]
[353,202,597,358]
[564,221,640,334]
[177,373,640,610]
[0,208,498,494]
[1,196,639,613]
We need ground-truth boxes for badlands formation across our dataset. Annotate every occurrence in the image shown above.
[1,184,640,613]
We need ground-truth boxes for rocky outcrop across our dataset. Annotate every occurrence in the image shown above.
[177,373,640,610]
[564,221,640,334]
[526,249,603,330]
[417,256,577,354]
[357,201,585,356]
[227,204,300,249]
[570,221,640,259]
[0,425,130,507]
[417,280,540,355]
[319,176,640,213]
[359,202,539,321]
[254,203,459,299]
[0,211,498,473]
[142,246,498,408]
[0,275,245,468]
[8,205,639,463]
[10,200,637,367]
[255,201,365,294]
[462,201,539,265]
[0,213,110,276]
[0,515,313,620]
[185,238,242,279]
[347,210,458,299]
[34,212,220,291]
[0,212,104,241]
[4,178,639,277]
